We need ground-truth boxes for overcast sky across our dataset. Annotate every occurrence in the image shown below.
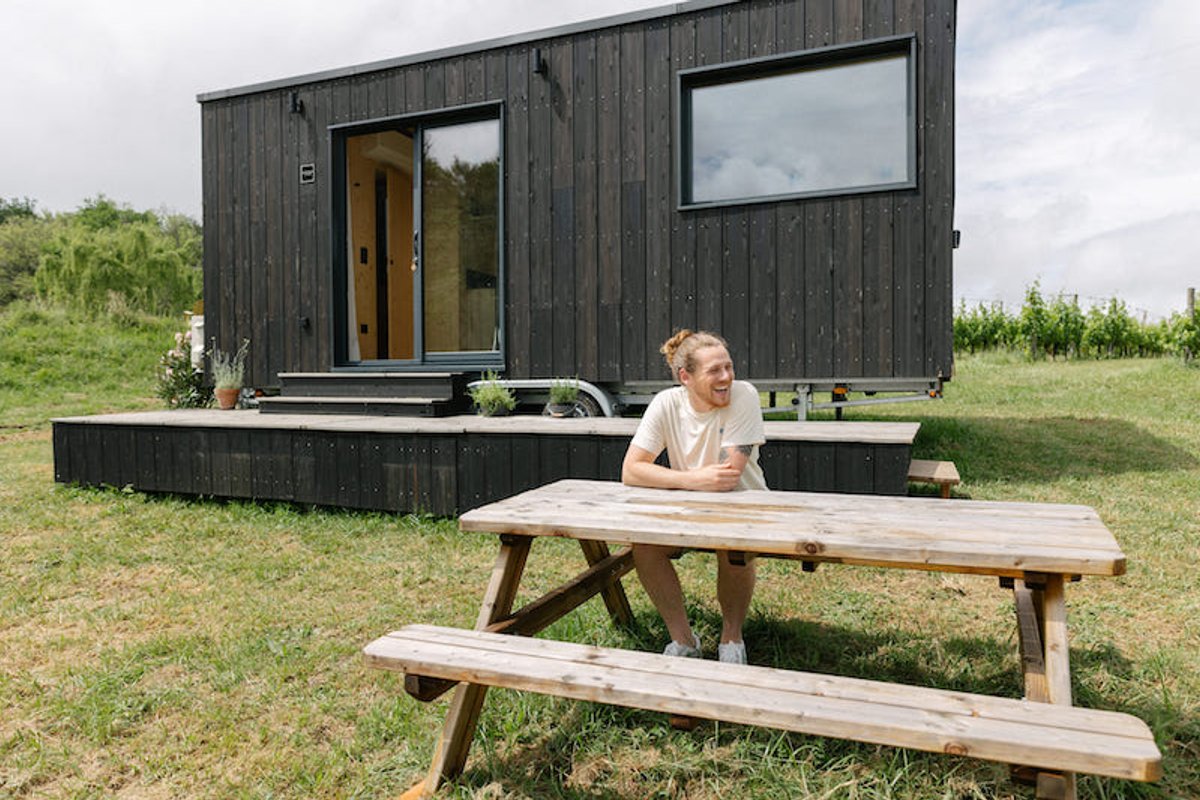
[2,0,1197,319]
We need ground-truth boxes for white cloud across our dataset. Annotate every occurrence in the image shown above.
[0,0,664,217]
[2,0,1197,318]
[955,0,1200,318]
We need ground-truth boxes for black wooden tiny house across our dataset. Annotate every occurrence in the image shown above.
[198,0,955,399]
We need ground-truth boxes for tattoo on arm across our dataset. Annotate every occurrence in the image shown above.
[720,444,754,462]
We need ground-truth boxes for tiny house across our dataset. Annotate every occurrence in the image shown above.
[197,0,955,412]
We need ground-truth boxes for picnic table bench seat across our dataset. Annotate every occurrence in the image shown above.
[365,624,1162,784]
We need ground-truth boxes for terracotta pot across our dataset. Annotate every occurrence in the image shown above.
[215,387,240,410]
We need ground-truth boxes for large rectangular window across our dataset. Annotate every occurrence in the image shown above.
[680,36,915,208]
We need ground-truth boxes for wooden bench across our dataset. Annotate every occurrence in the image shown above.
[365,624,1162,784]
[908,458,961,498]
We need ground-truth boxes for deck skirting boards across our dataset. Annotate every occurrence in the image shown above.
[52,412,915,514]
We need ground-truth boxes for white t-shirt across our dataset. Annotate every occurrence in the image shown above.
[630,380,768,491]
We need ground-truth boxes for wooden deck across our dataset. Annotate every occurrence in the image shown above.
[52,410,919,515]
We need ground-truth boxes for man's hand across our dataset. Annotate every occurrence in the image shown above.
[685,462,741,492]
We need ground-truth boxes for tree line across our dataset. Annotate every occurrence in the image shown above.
[955,282,1200,362]
[0,195,201,317]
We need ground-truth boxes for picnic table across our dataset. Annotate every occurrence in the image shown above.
[365,479,1161,799]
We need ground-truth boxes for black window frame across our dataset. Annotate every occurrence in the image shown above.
[677,34,918,211]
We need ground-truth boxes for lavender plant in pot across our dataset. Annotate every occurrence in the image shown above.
[210,339,249,410]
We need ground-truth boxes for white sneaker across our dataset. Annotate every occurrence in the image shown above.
[663,633,702,658]
[718,641,747,664]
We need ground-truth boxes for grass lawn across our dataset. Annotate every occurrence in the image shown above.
[1,312,1197,798]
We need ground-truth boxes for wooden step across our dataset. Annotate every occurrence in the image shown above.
[276,371,465,400]
[365,625,1161,783]
[908,458,961,498]
[258,395,463,417]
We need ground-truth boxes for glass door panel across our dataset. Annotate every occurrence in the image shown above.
[344,129,415,362]
[421,119,501,354]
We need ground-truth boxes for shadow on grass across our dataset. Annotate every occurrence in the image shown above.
[911,416,1196,486]
[456,607,1179,798]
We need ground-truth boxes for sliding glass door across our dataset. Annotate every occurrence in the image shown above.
[337,110,502,366]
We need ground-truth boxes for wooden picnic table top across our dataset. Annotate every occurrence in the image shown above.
[458,479,1126,578]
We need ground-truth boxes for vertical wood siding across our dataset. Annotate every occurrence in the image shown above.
[200,0,953,388]
[53,421,911,513]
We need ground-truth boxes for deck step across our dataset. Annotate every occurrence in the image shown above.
[276,371,466,400]
[365,625,1161,783]
[258,395,465,417]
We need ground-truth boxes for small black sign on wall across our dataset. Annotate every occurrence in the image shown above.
[299,163,316,184]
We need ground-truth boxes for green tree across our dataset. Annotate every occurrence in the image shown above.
[0,196,37,225]
[31,198,202,317]
[74,194,157,230]
[0,214,65,307]
[1046,294,1085,359]
[954,301,1017,354]
[1083,298,1139,358]
[1018,281,1051,358]
[1168,308,1200,362]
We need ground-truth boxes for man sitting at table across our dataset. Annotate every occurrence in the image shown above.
[621,329,767,665]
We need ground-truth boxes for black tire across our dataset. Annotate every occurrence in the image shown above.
[574,392,604,417]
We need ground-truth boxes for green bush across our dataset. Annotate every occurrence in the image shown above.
[3,196,202,315]
[33,198,202,316]
[953,301,1016,354]
[1017,281,1051,358]
[954,285,1194,363]
[0,214,65,307]
[156,328,212,408]
[1082,298,1139,358]
[1168,309,1200,362]
[1045,294,1085,358]
[0,196,37,225]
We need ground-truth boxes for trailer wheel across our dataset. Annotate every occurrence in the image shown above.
[574,393,604,417]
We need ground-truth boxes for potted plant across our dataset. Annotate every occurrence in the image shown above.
[210,338,250,410]
[544,378,581,418]
[468,371,516,417]
[469,370,516,416]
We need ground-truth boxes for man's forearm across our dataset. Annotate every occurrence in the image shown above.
[622,459,695,489]
[719,444,753,475]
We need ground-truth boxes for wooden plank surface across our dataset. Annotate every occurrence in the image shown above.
[51,411,919,445]
[907,458,960,484]
[458,480,1126,577]
[366,625,1161,782]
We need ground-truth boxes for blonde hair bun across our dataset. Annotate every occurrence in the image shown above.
[660,329,727,381]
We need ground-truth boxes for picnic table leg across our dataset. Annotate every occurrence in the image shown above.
[404,535,532,799]
[578,539,633,627]
[1027,574,1077,800]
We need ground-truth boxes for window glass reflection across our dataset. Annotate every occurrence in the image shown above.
[688,54,910,204]
[423,119,501,354]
